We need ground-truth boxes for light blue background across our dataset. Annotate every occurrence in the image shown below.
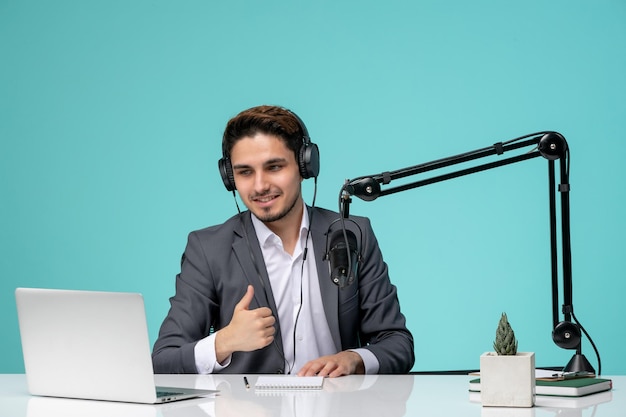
[2,0,624,374]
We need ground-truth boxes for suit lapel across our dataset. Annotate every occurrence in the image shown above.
[309,208,342,351]
[232,213,285,352]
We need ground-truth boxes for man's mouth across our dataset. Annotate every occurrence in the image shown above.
[252,194,278,203]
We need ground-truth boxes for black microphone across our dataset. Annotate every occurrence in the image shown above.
[327,229,359,289]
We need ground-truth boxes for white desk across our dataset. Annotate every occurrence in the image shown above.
[0,374,623,417]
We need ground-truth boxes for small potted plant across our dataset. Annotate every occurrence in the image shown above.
[480,313,535,407]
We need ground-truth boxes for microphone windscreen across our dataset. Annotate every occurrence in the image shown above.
[329,229,357,252]
[328,230,359,288]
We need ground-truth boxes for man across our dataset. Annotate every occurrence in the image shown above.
[152,105,414,376]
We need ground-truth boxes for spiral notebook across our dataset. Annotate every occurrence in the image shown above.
[255,376,324,390]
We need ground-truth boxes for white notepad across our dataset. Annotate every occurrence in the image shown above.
[255,376,324,390]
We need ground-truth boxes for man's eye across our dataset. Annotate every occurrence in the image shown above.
[268,165,282,171]
[237,170,252,176]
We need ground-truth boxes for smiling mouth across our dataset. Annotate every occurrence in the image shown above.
[252,194,278,203]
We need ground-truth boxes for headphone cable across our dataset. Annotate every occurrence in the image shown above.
[291,176,318,374]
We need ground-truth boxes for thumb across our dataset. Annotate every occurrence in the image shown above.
[235,285,254,311]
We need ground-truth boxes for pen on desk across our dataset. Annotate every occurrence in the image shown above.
[244,376,250,389]
[551,371,594,379]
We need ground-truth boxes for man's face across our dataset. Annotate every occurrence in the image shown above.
[230,133,303,226]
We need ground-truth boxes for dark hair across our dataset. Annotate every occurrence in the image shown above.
[221,105,304,159]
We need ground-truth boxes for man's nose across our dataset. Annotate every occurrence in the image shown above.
[253,172,270,192]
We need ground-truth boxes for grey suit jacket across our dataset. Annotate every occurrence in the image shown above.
[152,206,414,374]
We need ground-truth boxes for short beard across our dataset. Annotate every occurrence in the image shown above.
[254,192,301,223]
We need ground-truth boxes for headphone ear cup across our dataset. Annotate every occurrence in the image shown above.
[218,157,236,192]
[298,142,320,179]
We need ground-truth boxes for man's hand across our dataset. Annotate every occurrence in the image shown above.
[215,285,275,363]
[297,351,365,378]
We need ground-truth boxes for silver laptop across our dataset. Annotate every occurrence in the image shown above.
[15,287,217,404]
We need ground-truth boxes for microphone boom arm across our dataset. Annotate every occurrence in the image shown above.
[345,136,544,201]
[341,131,597,374]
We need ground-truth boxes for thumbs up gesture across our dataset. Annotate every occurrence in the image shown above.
[215,285,276,362]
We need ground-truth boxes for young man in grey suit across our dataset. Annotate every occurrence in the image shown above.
[152,105,414,376]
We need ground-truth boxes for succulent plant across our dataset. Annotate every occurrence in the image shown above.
[493,312,518,355]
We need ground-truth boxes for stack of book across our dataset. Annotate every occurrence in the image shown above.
[469,371,613,408]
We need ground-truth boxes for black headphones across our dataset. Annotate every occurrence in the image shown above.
[217,108,320,192]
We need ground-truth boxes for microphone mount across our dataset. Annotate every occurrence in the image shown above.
[341,131,598,374]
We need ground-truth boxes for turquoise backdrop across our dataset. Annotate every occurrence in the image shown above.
[2,0,625,374]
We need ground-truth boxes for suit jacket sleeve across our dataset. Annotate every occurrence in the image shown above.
[151,230,218,373]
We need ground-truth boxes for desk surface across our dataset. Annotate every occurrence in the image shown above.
[0,374,623,417]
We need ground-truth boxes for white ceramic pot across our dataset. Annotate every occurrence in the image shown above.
[480,351,535,407]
